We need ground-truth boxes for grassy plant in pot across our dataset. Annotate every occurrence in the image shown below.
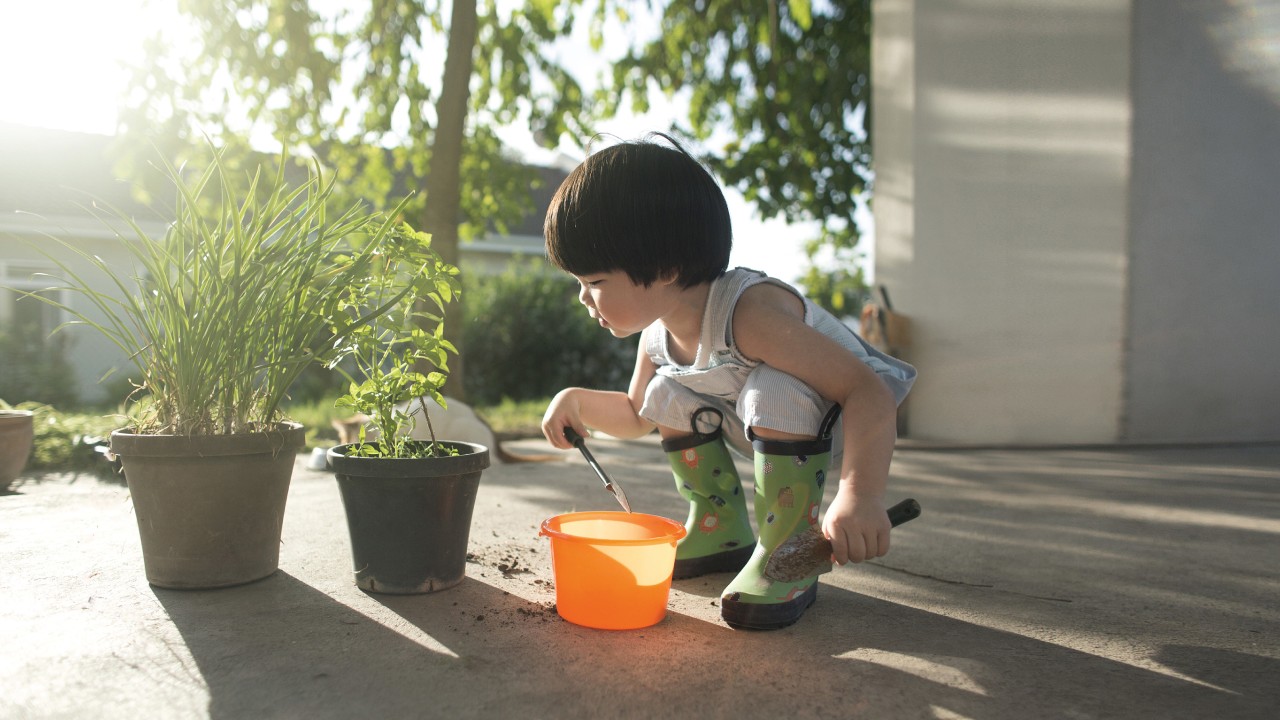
[325,232,490,594]
[22,149,418,588]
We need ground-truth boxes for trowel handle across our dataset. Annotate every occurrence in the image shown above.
[888,498,922,527]
[563,427,586,449]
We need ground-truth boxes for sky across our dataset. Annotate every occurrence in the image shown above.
[0,0,843,285]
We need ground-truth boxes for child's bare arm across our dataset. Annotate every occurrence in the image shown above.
[541,335,657,449]
[733,285,899,564]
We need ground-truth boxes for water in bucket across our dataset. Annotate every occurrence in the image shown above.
[539,511,687,630]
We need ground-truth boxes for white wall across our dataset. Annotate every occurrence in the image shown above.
[873,0,1280,444]
[0,217,158,405]
[1124,0,1280,442]
[874,0,1132,444]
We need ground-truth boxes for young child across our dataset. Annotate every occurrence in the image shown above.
[540,134,916,630]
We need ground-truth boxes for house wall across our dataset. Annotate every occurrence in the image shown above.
[873,0,1280,444]
[1124,0,1280,442]
[873,0,1132,443]
[0,217,155,405]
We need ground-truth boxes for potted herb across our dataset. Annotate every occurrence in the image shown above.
[0,398,34,492]
[325,228,490,594]
[19,148,419,588]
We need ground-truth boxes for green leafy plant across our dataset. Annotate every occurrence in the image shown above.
[329,225,463,459]
[15,147,418,437]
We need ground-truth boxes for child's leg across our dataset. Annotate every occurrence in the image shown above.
[720,366,840,630]
[640,378,755,578]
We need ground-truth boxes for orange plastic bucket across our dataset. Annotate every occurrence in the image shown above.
[539,511,687,630]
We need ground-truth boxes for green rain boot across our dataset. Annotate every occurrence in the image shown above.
[720,409,839,630]
[663,408,755,580]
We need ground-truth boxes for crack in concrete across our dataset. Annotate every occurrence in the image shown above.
[872,562,1074,603]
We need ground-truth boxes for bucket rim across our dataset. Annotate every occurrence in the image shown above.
[539,511,687,545]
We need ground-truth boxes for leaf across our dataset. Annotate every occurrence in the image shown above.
[788,0,813,31]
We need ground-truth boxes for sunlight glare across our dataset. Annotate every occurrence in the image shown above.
[0,0,179,135]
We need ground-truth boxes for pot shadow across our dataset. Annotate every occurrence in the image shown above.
[152,572,496,719]
[2,464,127,494]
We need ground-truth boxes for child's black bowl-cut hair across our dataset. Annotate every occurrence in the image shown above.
[544,133,732,288]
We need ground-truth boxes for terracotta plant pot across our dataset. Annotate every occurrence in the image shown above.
[0,410,35,491]
[328,441,490,594]
[110,422,306,589]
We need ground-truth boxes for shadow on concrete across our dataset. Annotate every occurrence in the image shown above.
[891,446,1280,637]
[1153,644,1280,701]
[153,572,474,719]
[153,568,1272,719]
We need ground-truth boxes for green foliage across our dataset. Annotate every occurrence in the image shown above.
[280,395,344,449]
[601,0,873,297]
[118,0,596,256]
[606,0,871,229]
[13,146,425,436]
[329,225,464,458]
[14,403,122,474]
[797,225,872,319]
[117,0,602,397]
[0,321,78,409]
[461,261,637,405]
[470,397,551,437]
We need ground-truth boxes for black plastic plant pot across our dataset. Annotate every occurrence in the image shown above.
[328,441,490,594]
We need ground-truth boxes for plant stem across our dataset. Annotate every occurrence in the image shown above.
[416,396,440,453]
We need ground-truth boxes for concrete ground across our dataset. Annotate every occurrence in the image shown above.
[2,435,1277,719]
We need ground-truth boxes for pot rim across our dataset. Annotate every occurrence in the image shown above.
[327,439,488,458]
[109,420,304,440]
[327,440,491,478]
[110,421,306,458]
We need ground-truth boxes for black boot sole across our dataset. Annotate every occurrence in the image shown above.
[720,582,818,630]
[672,544,755,580]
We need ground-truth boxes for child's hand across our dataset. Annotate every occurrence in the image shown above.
[541,389,588,450]
[821,489,891,565]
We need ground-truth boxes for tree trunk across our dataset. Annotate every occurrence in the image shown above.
[420,0,478,400]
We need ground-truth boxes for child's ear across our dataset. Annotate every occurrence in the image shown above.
[658,270,680,286]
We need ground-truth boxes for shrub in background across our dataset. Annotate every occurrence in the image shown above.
[462,261,636,406]
[0,322,78,409]
[13,402,121,475]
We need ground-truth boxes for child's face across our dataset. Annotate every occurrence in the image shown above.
[574,271,670,338]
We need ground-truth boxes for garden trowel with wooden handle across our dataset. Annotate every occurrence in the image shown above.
[763,498,921,582]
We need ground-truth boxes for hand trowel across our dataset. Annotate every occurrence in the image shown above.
[563,427,633,513]
[763,498,921,582]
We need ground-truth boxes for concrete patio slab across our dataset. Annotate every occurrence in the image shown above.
[2,436,1277,719]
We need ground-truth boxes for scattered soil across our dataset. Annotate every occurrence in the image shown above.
[466,545,543,580]
[458,543,560,627]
